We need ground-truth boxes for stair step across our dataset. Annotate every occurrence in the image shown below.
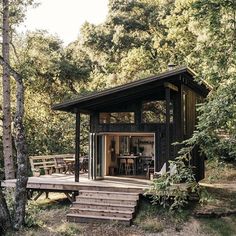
[73,202,136,211]
[76,197,137,205]
[70,207,134,218]
[79,190,140,195]
[67,213,132,225]
[75,185,143,193]
[77,194,138,201]
[79,190,139,200]
[68,190,140,225]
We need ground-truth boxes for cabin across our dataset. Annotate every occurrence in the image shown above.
[52,66,210,182]
[2,66,211,225]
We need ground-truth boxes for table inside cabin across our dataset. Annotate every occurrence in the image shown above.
[117,155,152,175]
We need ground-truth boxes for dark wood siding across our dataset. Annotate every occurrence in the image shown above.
[182,85,205,181]
[88,76,206,180]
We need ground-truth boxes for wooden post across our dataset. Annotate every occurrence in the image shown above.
[75,112,80,182]
[165,87,170,162]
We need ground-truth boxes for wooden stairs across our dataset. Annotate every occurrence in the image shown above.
[67,189,140,225]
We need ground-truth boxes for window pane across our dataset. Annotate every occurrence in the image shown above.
[99,112,135,124]
[142,100,173,123]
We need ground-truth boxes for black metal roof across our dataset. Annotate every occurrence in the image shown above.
[52,66,211,113]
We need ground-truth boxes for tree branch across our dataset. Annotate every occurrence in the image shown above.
[0,55,21,82]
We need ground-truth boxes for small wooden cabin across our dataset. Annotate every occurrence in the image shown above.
[52,66,210,182]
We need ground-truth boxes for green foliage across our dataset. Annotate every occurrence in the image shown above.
[147,155,200,211]
[10,31,91,156]
[198,186,213,206]
[4,190,42,228]
[24,201,43,228]
[4,189,15,218]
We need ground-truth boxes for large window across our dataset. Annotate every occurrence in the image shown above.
[142,100,173,123]
[99,112,135,124]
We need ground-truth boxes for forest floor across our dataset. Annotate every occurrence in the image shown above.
[8,163,236,236]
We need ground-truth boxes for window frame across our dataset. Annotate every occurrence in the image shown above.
[141,99,174,124]
[99,111,136,124]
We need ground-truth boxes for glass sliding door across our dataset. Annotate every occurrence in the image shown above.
[89,133,104,180]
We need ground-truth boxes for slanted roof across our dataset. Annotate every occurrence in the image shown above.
[52,66,210,113]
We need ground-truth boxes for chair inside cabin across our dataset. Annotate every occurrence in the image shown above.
[126,158,136,175]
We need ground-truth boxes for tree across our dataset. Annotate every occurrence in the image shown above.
[2,0,15,180]
[0,56,28,230]
[0,0,34,232]
[78,0,174,89]
[189,0,236,161]
[166,0,236,161]
[11,31,90,156]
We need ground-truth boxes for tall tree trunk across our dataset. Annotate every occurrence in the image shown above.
[0,57,29,230]
[0,186,12,234]
[0,58,28,231]
[2,0,15,179]
[13,75,28,230]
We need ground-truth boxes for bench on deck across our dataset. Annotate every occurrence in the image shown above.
[29,155,56,176]
[29,154,75,176]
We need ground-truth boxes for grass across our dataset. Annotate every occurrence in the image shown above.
[200,216,236,236]
[134,197,193,233]
[141,219,163,233]
[54,223,82,236]
[134,198,164,233]
[204,161,236,183]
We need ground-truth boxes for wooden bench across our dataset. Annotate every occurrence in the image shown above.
[29,154,75,176]
[29,155,56,176]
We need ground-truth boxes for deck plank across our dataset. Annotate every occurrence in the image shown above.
[1,174,150,194]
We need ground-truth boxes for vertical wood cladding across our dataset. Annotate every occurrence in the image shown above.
[89,77,205,179]
[182,85,205,181]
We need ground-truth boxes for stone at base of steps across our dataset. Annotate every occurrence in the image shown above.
[67,213,132,226]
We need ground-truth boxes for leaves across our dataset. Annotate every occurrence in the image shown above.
[147,154,199,211]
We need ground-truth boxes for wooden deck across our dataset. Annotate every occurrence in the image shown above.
[1,174,151,194]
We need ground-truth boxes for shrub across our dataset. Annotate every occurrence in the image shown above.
[24,201,43,228]
[146,154,200,211]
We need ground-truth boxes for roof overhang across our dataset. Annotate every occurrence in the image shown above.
[52,66,211,114]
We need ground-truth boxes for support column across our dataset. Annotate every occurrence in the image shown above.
[75,112,80,182]
[165,87,170,162]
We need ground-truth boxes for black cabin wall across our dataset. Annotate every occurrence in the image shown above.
[181,84,205,180]
[88,79,205,179]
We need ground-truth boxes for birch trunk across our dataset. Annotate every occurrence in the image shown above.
[2,0,15,179]
[0,57,29,230]
[13,75,28,230]
[0,56,28,231]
